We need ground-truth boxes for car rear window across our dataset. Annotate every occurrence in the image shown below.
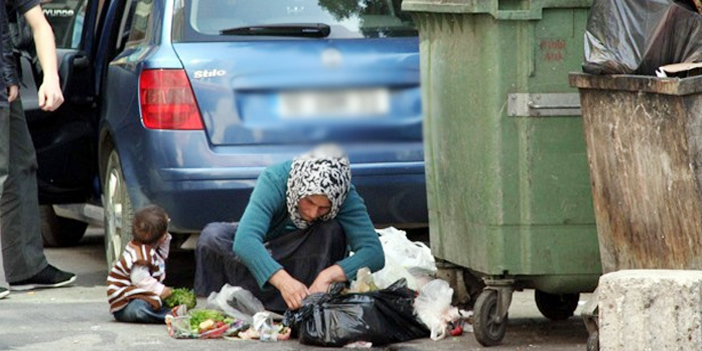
[178,0,417,41]
[42,0,86,49]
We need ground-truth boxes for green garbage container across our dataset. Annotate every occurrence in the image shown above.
[570,73,702,273]
[403,0,600,346]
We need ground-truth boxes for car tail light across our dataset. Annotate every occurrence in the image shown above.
[139,69,204,130]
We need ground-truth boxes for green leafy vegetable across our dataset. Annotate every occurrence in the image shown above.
[188,309,231,331]
[163,288,197,309]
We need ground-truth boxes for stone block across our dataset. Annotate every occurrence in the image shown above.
[598,269,702,351]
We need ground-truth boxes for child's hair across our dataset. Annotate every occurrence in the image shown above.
[132,205,169,245]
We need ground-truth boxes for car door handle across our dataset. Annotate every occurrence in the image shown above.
[74,55,90,68]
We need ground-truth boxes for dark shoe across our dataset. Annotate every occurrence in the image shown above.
[0,287,8,299]
[9,265,76,291]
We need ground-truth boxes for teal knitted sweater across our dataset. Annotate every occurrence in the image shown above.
[232,160,385,288]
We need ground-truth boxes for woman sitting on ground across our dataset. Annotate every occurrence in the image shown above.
[194,145,385,312]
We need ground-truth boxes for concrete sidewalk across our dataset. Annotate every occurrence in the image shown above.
[0,284,591,351]
[0,230,591,351]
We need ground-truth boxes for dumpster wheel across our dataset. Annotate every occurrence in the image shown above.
[534,290,580,321]
[473,289,509,346]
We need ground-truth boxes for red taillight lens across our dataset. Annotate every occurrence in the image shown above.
[139,69,204,130]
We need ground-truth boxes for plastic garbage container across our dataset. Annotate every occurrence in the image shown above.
[570,73,702,274]
[403,0,600,346]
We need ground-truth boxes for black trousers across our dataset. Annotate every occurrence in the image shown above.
[194,220,347,313]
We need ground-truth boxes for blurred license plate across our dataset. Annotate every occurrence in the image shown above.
[279,88,390,118]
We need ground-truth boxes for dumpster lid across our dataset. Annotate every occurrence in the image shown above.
[569,72,702,96]
[402,0,591,20]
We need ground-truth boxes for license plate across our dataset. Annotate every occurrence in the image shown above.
[279,88,390,119]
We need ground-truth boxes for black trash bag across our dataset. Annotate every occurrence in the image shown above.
[283,279,429,347]
[583,0,702,75]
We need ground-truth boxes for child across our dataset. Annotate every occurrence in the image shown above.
[107,205,173,323]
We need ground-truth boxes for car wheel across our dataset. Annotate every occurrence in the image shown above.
[40,205,88,247]
[103,150,134,270]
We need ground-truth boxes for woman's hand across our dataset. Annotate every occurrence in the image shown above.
[309,265,346,294]
[269,269,309,310]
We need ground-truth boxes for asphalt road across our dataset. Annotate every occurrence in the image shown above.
[0,227,592,351]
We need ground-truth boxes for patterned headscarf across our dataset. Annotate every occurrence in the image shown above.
[286,145,351,229]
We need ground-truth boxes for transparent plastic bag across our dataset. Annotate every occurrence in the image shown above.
[206,284,265,323]
[414,279,462,340]
[253,311,278,342]
[165,309,246,339]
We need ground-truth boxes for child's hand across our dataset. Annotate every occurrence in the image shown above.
[160,287,172,300]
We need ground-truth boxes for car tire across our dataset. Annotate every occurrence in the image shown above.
[103,150,134,270]
[40,205,88,247]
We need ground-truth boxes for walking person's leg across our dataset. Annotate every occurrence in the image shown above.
[0,226,8,299]
[2,99,75,290]
[0,105,11,299]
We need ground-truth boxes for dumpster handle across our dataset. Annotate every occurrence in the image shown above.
[508,93,582,117]
[528,102,581,110]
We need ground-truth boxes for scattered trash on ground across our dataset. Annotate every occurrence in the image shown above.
[283,279,430,347]
[165,287,289,341]
[205,284,264,323]
[166,308,240,339]
[415,279,473,340]
[165,227,473,345]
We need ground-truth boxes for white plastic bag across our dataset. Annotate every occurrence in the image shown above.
[206,284,265,323]
[377,227,436,273]
[372,255,418,290]
[414,279,460,340]
[372,227,436,290]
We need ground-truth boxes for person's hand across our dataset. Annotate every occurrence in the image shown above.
[308,276,331,294]
[160,286,172,300]
[309,265,346,294]
[37,77,64,111]
[269,269,309,310]
[7,85,18,103]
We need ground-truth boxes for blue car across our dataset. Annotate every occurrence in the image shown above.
[29,0,426,265]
